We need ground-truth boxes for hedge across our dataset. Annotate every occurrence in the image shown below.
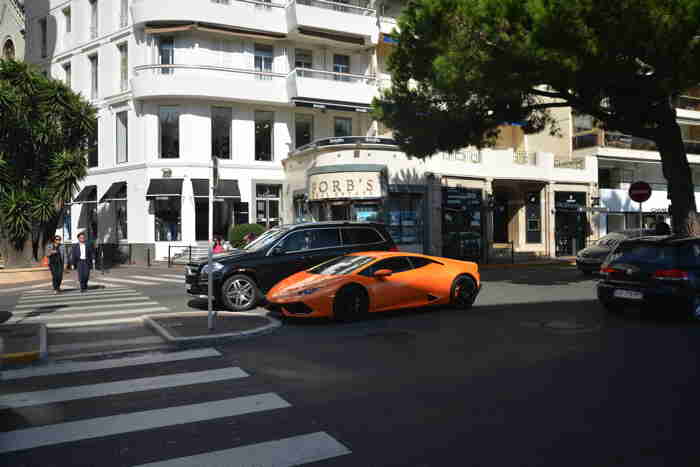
[228,223,266,249]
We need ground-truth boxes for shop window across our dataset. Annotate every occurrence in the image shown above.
[154,198,181,241]
[234,202,249,226]
[598,168,613,189]
[334,117,352,137]
[159,106,179,158]
[625,212,641,229]
[255,111,274,161]
[525,191,541,244]
[256,184,281,228]
[115,188,128,241]
[195,199,234,242]
[386,194,423,245]
[295,114,313,148]
[354,204,380,222]
[442,187,483,260]
[606,213,625,234]
[211,106,232,159]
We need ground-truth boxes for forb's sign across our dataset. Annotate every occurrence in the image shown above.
[309,172,382,200]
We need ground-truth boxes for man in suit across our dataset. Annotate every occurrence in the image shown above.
[70,231,94,292]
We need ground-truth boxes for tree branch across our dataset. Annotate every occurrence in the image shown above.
[523,102,572,112]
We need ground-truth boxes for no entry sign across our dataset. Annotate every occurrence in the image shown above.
[629,181,652,203]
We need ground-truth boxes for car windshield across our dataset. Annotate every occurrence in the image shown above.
[608,242,676,267]
[596,234,624,247]
[308,255,375,275]
[242,228,284,251]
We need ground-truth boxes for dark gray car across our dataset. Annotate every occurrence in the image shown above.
[576,229,655,274]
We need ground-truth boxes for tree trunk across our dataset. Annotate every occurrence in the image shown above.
[0,238,37,268]
[656,115,700,236]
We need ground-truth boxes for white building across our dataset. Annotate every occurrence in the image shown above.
[26,0,601,263]
[1,0,25,60]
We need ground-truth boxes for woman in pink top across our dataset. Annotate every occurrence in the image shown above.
[212,236,225,254]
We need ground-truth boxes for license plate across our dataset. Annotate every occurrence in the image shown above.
[613,289,643,300]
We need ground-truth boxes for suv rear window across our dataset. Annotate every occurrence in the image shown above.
[608,242,676,267]
[342,227,383,246]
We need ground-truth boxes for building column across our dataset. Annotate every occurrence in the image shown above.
[181,174,196,244]
[426,173,442,256]
[484,178,494,262]
[546,181,556,258]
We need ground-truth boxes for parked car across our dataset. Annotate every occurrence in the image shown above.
[185,222,398,311]
[267,251,481,320]
[576,229,655,274]
[597,235,700,320]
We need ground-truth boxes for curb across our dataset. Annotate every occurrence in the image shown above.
[0,267,47,274]
[143,311,282,346]
[480,261,576,270]
[0,324,47,365]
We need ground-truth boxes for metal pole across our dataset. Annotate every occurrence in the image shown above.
[207,163,215,331]
[639,202,643,230]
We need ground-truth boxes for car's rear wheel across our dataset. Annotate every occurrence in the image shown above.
[451,275,477,310]
[221,274,260,311]
[333,285,368,322]
[689,297,700,322]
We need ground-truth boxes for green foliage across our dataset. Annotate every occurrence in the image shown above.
[0,59,96,258]
[228,223,266,249]
[374,0,700,156]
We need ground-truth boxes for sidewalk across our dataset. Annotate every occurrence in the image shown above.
[0,266,51,286]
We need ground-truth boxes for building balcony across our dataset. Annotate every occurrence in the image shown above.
[131,0,288,36]
[286,68,377,107]
[131,64,289,104]
[286,0,377,45]
[573,130,700,156]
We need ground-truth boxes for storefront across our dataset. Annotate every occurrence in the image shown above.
[442,186,484,261]
[554,192,588,256]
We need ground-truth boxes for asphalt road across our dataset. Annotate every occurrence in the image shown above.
[2,266,700,466]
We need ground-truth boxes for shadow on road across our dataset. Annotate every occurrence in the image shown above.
[482,266,595,286]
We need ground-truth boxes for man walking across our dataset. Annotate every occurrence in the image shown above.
[70,232,94,292]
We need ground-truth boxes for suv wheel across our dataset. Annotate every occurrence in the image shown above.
[221,274,260,311]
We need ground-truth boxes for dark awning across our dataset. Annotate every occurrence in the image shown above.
[293,98,370,113]
[99,182,127,203]
[192,179,241,199]
[73,185,97,204]
[146,178,183,198]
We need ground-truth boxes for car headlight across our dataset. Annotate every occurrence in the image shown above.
[298,287,320,296]
[201,262,225,275]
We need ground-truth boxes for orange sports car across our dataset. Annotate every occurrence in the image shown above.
[266,251,481,320]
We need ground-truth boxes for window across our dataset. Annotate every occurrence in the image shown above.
[234,202,249,226]
[341,227,383,246]
[308,255,375,275]
[89,0,98,39]
[62,62,71,88]
[254,44,273,79]
[89,54,98,100]
[212,0,231,3]
[159,106,179,158]
[295,114,313,148]
[409,257,436,269]
[2,39,15,60]
[295,48,312,76]
[116,111,128,164]
[63,7,71,33]
[195,198,234,241]
[574,113,594,133]
[308,229,341,249]
[334,117,352,137]
[158,37,174,74]
[256,184,281,228]
[386,194,423,245]
[154,198,181,241]
[361,257,413,276]
[88,129,98,168]
[120,0,129,28]
[211,107,232,159]
[255,111,274,161]
[39,18,47,58]
[118,43,128,91]
[114,184,127,241]
[277,230,309,253]
[333,54,350,81]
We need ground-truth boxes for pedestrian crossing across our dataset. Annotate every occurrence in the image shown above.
[6,286,171,329]
[1,273,185,294]
[0,348,351,466]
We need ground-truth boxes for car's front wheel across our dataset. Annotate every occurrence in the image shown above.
[451,275,477,310]
[333,285,368,322]
[221,274,260,311]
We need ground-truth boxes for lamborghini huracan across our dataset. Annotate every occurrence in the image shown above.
[266,251,481,320]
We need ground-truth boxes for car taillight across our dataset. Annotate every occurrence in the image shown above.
[389,246,399,252]
[600,267,620,276]
[653,269,689,281]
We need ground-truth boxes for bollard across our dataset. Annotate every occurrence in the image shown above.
[168,244,171,268]
[147,248,151,267]
[511,241,515,264]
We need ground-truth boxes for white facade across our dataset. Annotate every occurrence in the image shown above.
[0,0,25,60]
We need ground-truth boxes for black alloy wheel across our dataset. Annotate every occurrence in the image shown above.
[451,275,477,310]
[333,285,368,322]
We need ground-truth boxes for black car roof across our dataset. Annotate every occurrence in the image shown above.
[279,221,387,230]
[620,235,700,246]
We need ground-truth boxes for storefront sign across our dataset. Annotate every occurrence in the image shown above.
[309,172,383,200]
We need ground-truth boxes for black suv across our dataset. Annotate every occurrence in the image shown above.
[597,235,700,320]
[186,221,398,311]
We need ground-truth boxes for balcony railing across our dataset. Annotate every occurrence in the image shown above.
[443,150,481,163]
[572,132,599,150]
[293,0,375,16]
[513,150,537,165]
[210,0,287,7]
[678,95,700,112]
[134,63,287,79]
[604,131,700,155]
[291,67,376,85]
[554,157,586,170]
[293,136,398,154]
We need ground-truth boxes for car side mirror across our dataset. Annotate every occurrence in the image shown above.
[373,269,393,278]
[271,246,285,256]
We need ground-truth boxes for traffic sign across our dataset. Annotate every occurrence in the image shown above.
[629,181,652,203]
